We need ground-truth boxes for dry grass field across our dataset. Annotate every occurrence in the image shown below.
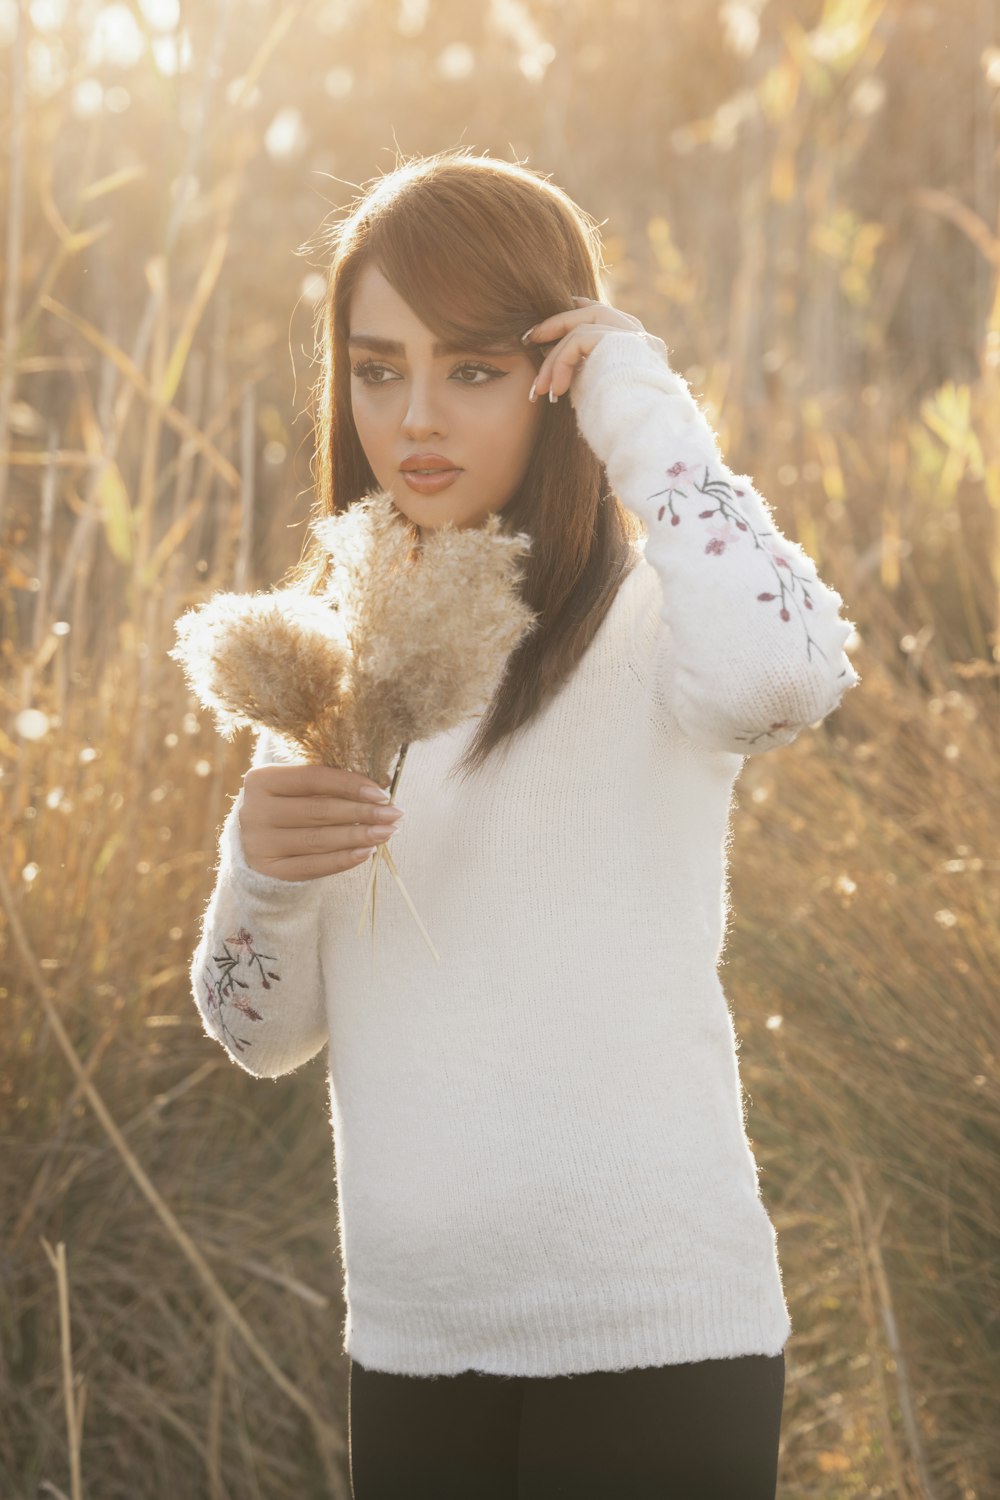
[1,1,998,1496]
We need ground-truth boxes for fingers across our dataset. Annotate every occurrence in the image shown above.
[243,838,387,883]
[240,763,404,877]
[252,847,380,882]
[529,320,655,400]
[245,762,391,803]
[267,791,404,830]
[524,296,647,403]
[528,325,615,402]
[239,763,408,882]
[277,816,399,858]
[522,298,637,351]
[239,800,402,880]
[522,302,602,350]
[530,333,586,402]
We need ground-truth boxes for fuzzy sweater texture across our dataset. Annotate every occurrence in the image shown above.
[188,329,861,1378]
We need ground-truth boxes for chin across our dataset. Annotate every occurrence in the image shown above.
[415,511,469,530]
[384,479,505,535]
[388,499,453,529]
[386,491,469,533]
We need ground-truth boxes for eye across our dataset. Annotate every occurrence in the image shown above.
[351,359,397,386]
[451,362,506,386]
[350,359,507,388]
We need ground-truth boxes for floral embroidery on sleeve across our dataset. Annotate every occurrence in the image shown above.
[649,458,855,748]
[201,925,280,1057]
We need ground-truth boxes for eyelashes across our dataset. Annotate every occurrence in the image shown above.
[351,359,508,389]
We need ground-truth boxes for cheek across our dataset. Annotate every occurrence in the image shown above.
[351,394,387,449]
[480,386,540,456]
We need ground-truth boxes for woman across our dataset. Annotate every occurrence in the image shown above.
[188,148,860,1497]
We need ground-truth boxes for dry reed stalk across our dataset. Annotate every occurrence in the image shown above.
[7,427,60,827]
[208,1316,228,1500]
[59,316,119,654]
[0,0,26,532]
[0,860,347,1472]
[40,295,241,493]
[11,1019,121,1253]
[39,1237,84,1500]
[851,1152,941,1494]
[347,738,434,966]
[31,2,261,642]
[236,383,255,593]
[827,1164,935,1500]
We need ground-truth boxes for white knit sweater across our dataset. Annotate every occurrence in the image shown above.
[188,329,861,1377]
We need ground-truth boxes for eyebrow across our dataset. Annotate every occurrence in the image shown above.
[348,333,517,357]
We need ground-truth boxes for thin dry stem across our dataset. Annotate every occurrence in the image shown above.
[39,1237,83,1500]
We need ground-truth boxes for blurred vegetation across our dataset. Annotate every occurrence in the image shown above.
[1,0,998,1496]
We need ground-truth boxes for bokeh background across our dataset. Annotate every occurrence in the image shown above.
[2,0,999,1496]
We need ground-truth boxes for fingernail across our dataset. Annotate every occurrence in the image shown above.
[529,379,537,402]
[521,326,536,343]
[369,824,397,841]
[548,388,558,403]
[360,785,392,803]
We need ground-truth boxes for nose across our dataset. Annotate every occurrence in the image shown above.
[401,377,447,442]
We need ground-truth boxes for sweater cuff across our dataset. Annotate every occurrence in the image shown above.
[573,327,687,402]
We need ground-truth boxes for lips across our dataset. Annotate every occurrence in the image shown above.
[400,455,461,473]
[400,466,462,494]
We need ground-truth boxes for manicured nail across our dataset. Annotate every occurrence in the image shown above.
[529,379,537,402]
[548,388,558,403]
[521,326,536,343]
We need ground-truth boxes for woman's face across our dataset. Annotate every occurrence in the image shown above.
[347,264,545,536]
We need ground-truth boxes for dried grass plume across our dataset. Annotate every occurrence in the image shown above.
[169,489,538,781]
[169,490,539,961]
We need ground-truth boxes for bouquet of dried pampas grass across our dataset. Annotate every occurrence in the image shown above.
[169,489,538,966]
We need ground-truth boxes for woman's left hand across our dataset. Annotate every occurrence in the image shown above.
[523,295,667,403]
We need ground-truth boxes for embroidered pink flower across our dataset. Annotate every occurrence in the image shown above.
[703,517,744,556]
[646,451,840,709]
[202,924,281,1056]
[231,996,264,1022]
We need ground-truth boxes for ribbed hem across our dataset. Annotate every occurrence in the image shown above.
[342,1271,792,1378]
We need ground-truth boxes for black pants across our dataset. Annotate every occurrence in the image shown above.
[348,1351,785,1499]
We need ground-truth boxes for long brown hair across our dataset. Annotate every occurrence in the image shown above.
[285,147,645,781]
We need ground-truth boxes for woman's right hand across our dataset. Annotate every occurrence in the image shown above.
[238,764,405,882]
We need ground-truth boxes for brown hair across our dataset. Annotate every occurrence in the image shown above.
[286,146,644,782]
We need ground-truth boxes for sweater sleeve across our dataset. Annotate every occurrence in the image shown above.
[188,726,330,1079]
[569,329,861,755]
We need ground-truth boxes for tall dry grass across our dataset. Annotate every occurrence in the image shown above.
[1,1,997,1497]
